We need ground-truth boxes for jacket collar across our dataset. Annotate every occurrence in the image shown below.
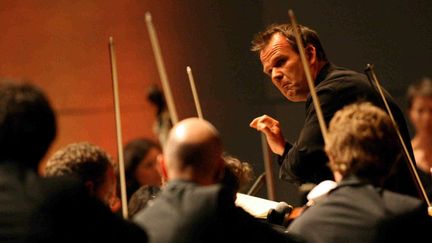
[329,174,371,194]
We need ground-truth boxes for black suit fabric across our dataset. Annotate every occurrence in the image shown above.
[0,161,147,243]
[279,63,418,197]
[286,175,431,243]
[133,180,301,243]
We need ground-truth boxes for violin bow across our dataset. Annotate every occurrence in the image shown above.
[261,132,277,200]
[186,63,279,199]
[108,37,129,219]
[288,10,329,145]
[365,64,432,216]
[186,66,204,119]
[145,12,179,125]
[288,11,330,200]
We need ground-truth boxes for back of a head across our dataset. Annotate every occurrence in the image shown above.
[251,23,328,62]
[222,154,254,193]
[45,142,114,193]
[164,118,223,184]
[325,102,400,184]
[0,79,56,169]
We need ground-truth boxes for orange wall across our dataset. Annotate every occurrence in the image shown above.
[0,0,199,170]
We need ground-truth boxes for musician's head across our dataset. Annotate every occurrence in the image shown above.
[221,154,254,196]
[44,142,119,212]
[251,23,328,102]
[0,79,56,170]
[407,77,432,136]
[325,102,400,185]
[123,138,162,198]
[161,118,225,185]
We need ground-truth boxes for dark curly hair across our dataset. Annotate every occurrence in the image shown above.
[45,142,115,191]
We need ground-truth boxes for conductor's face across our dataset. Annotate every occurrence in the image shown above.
[260,32,309,102]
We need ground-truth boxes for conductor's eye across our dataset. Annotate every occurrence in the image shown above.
[274,58,287,68]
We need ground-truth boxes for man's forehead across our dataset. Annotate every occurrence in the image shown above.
[259,33,292,67]
[260,33,291,56]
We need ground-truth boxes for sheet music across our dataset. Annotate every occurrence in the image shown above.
[235,193,279,219]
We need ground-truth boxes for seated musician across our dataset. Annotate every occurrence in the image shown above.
[133,117,302,243]
[0,79,147,242]
[407,77,432,199]
[221,154,255,198]
[286,102,432,242]
[44,142,120,212]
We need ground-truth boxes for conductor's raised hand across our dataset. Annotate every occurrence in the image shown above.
[249,115,285,156]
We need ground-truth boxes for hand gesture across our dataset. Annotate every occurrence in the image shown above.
[250,115,285,156]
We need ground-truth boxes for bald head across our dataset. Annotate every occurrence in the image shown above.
[163,118,224,185]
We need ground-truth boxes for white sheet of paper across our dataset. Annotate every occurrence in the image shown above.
[235,193,279,219]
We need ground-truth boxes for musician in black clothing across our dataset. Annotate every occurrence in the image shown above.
[0,79,147,242]
[286,102,431,243]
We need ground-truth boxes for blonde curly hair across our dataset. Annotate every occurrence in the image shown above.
[325,102,401,185]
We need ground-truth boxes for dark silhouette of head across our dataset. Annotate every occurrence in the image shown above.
[0,79,56,170]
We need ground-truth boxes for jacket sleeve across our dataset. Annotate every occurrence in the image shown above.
[277,86,338,184]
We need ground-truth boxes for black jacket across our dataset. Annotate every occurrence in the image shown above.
[0,161,147,243]
[133,180,301,243]
[279,63,418,197]
[286,175,431,243]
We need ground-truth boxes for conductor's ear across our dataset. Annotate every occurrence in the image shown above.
[305,44,317,64]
